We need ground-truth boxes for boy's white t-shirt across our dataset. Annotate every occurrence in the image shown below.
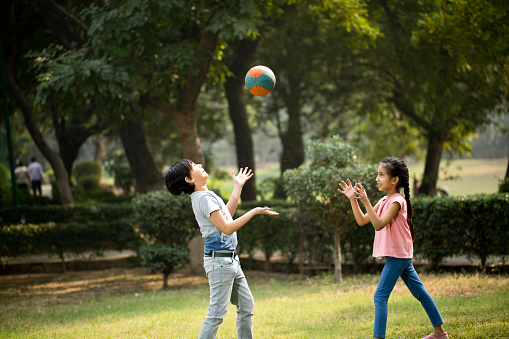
[191,190,237,253]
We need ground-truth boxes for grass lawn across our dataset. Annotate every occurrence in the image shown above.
[1,268,508,338]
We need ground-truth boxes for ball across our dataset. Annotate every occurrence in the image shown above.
[245,65,276,96]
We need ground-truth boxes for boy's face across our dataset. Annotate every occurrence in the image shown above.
[188,163,209,185]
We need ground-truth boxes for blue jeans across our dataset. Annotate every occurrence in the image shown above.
[199,254,254,339]
[373,257,444,338]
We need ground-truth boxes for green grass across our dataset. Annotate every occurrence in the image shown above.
[1,270,508,338]
[407,158,507,196]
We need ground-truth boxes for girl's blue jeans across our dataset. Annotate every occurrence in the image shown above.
[199,254,254,339]
[373,257,444,338]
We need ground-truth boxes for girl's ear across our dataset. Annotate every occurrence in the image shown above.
[185,176,195,183]
[392,176,400,185]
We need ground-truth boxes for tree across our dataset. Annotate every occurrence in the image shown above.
[344,0,508,196]
[1,0,93,204]
[254,0,378,198]
[223,38,259,201]
[284,136,382,282]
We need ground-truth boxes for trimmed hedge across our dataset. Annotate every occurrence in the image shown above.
[413,193,509,269]
[0,203,133,225]
[235,200,300,271]
[0,220,140,270]
[1,193,506,273]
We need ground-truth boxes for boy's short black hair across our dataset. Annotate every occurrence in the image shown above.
[165,159,195,195]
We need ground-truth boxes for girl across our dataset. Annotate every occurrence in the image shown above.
[338,157,448,339]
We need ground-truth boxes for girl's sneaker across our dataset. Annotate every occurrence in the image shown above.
[422,333,448,339]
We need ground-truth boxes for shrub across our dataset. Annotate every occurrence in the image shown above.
[0,220,140,271]
[0,203,134,225]
[132,190,197,244]
[74,161,102,191]
[284,136,383,282]
[139,244,188,289]
[499,177,509,193]
[133,191,198,288]
[413,193,509,270]
[236,200,299,271]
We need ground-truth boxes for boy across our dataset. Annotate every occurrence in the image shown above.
[164,159,278,339]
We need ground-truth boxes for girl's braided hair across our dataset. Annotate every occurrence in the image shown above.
[380,157,415,242]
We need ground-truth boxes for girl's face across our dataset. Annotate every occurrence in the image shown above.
[376,164,398,192]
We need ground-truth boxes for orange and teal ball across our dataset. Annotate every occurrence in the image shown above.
[245,65,276,96]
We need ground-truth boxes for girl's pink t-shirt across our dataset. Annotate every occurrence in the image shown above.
[372,193,413,259]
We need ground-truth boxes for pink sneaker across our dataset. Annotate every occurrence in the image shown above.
[422,332,448,339]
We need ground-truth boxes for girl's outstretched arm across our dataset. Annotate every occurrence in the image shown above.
[355,183,400,231]
[338,179,371,226]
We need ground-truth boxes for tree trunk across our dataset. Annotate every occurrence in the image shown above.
[274,74,305,199]
[162,271,169,289]
[3,35,74,204]
[224,39,258,201]
[419,133,445,196]
[93,135,109,165]
[118,105,164,193]
[173,111,205,165]
[505,134,509,179]
[333,230,343,283]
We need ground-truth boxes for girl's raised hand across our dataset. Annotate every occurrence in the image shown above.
[232,167,253,186]
[354,183,369,204]
[338,179,356,200]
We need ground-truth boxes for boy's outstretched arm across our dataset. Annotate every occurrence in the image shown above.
[226,167,253,216]
[210,207,279,235]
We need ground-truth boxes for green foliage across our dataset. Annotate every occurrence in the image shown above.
[139,243,188,276]
[413,194,509,270]
[284,136,382,234]
[0,220,140,268]
[133,190,198,287]
[499,178,509,193]
[104,150,136,193]
[73,161,102,191]
[0,203,133,225]
[0,164,10,208]
[132,190,197,245]
[235,200,299,270]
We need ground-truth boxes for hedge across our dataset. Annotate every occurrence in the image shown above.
[1,193,507,273]
[0,203,133,225]
[413,193,509,269]
[0,220,140,271]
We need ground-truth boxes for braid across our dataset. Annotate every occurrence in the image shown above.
[380,157,415,242]
[404,185,415,242]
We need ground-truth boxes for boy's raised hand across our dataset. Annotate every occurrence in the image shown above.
[232,167,254,187]
[338,179,356,200]
[254,207,279,215]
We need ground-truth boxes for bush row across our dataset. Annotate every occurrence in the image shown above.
[1,193,507,272]
[237,194,509,271]
[0,203,133,225]
[0,220,140,270]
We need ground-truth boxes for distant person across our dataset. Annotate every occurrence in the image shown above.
[339,157,448,339]
[28,157,44,196]
[15,161,31,191]
[165,159,278,339]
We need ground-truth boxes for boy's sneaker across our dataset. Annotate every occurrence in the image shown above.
[422,333,448,339]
